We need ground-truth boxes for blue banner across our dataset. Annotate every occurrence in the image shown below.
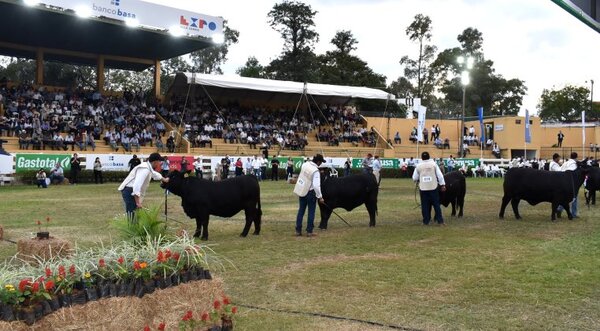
[525,109,531,143]
[477,106,484,143]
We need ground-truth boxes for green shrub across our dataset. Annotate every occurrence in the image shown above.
[111,205,167,244]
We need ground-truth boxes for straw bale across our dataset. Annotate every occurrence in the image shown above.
[0,225,3,240]
[16,237,72,263]
[0,278,224,331]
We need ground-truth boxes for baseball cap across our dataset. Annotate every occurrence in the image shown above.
[148,153,164,162]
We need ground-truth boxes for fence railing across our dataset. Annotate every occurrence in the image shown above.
[540,147,599,160]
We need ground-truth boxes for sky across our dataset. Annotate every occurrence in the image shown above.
[147,0,600,116]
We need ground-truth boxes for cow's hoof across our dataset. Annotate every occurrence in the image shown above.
[515,216,522,220]
[240,233,248,237]
[200,237,208,241]
[369,224,375,227]
[193,232,201,238]
[252,231,260,235]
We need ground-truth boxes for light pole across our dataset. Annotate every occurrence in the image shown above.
[591,79,594,115]
[457,55,474,158]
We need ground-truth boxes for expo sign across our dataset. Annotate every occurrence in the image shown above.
[15,154,71,172]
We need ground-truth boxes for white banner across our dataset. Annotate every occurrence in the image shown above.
[39,0,223,38]
[84,154,134,171]
[0,154,13,174]
[416,105,427,142]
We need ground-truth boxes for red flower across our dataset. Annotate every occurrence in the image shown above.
[232,306,238,314]
[157,322,166,331]
[164,249,172,259]
[58,265,66,277]
[223,296,231,305]
[69,265,76,275]
[45,268,52,277]
[99,259,106,268]
[157,250,166,263]
[31,282,40,293]
[201,312,209,321]
[18,279,31,292]
[143,326,150,331]
[172,252,181,261]
[45,280,55,291]
[118,256,124,265]
[182,310,193,321]
[133,261,141,270]
[213,300,221,310]
[46,216,50,222]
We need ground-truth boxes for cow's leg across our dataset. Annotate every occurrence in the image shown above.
[193,213,210,240]
[366,201,377,227]
[450,199,457,217]
[564,203,573,220]
[193,217,203,238]
[240,205,254,237]
[499,195,511,219]
[551,202,558,221]
[318,204,332,230]
[510,198,521,219]
[457,195,464,217]
[201,217,210,241]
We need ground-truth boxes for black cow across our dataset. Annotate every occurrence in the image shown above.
[440,171,466,217]
[317,169,378,230]
[499,167,585,220]
[161,171,262,240]
[584,166,600,206]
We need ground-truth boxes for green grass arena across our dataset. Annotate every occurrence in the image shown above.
[1,178,599,330]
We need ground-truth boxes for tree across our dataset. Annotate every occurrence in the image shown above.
[537,85,590,122]
[317,30,386,88]
[266,1,319,82]
[399,14,437,103]
[432,27,527,117]
[236,56,268,78]
[190,23,239,74]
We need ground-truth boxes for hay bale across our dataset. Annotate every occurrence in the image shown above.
[0,278,224,331]
[16,237,72,263]
[0,226,3,240]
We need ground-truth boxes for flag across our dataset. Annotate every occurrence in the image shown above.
[477,106,485,143]
[524,109,531,144]
[416,105,427,142]
[582,111,586,144]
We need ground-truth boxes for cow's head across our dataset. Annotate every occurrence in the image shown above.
[160,171,186,196]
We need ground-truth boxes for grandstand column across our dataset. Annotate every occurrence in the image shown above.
[154,60,161,100]
[97,56,105,93]
[35,49,44,85]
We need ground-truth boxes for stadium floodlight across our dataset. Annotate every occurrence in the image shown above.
[23,0,40,6]
[466,57,475,70]
[169,25,184,37]
[212,33,225,44]
[457,56,465,64]
[125,18,140,28]
[75,5,92,18]
[461,70,471,86]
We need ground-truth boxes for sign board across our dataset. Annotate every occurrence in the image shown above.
[84,154,133,171]
[351,158,399,169]
[495,124,504,131]
[166,156,195,172]
[15,154,71,172]
[39,0,224,38]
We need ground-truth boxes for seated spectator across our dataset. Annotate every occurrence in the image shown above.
[130,135,141,152]
[121,135,131,152]
[486,138,493,149]
[434,137,443,149]
[462,143,471,156]
[49,163,65,184]
[64,133,75,151]
[109,134,119,152]
[443,138,450,149]
[394,131,401,144]
[166,136,175,153]
[84,132,96,151]
[36,168,47,188]
[475,164,486,178]
[18,130,30,150]
[247,135,257,149]
[492,143,501,158]
[74,132,85,151]
[155,135,165,152]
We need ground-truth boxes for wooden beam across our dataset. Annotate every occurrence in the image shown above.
[97,56,105,93]
[154,59,161,100]
[35,49,43,85]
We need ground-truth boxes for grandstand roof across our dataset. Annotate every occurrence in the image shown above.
[170,73,394,106]
[0,0,214,71]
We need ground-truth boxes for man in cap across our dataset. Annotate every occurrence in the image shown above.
[413,151,446,225]
[118,153,169,220]
[293,154,325,237]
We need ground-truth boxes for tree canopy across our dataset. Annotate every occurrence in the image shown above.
[537,85,591,122]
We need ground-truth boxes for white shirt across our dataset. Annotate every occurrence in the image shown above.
[118,161,163,201]
[561,159,577,171]
[549,160,561,172]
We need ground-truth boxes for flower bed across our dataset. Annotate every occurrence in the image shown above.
[0,235,222,327]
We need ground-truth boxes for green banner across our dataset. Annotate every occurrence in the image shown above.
[352,158,399,169]
[15,154,72,172]
[442,158,480,168]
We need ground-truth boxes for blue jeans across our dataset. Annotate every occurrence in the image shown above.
[121,187,137,221]
[296,190,317,234]
[557,196,578,217]
[420,189,444,224]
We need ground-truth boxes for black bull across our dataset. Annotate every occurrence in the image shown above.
[161,172,262,240]
[440,171,466,217]
[499,167,585,220]
[585,166,600,205]
[317,170,378,230]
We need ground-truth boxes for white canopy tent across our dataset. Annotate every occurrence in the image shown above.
[168,73,394,106]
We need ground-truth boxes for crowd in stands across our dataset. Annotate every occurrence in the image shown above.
[173,94,370,153]
[0,84,170,153]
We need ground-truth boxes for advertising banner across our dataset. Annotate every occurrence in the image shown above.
[0,154,13,174]
[441,158,480,169]
[84,154,133,171]
[351,158,398,169]
[40,0,223,38]
[15,154,71,172]
[166,156,195,172]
